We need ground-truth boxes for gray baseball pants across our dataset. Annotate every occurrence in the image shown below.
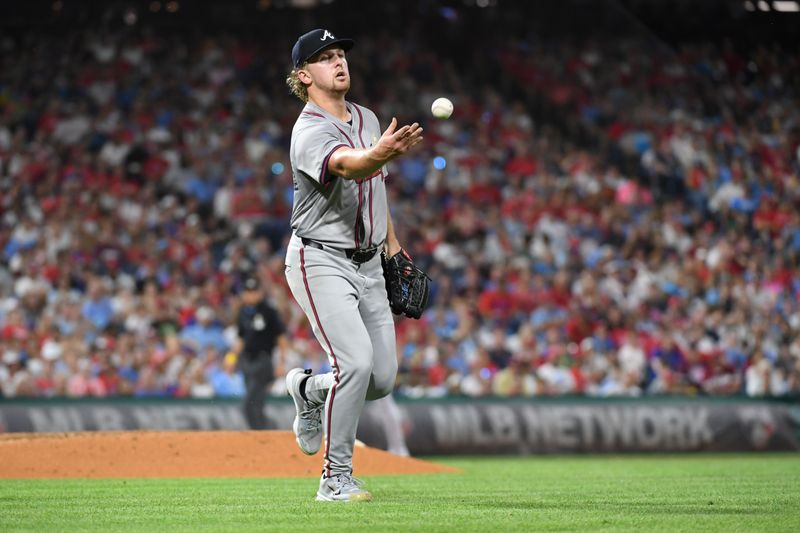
[285,234,397,477]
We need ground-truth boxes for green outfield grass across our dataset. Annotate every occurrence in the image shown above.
[1,454,798,532]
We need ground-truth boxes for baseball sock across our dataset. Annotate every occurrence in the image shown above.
[303,372,335,405]
[299,376,310,402]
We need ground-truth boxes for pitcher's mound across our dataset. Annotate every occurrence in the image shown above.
[0,431,459,479]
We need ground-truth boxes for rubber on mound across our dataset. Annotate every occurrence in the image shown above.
[0,431,459,479]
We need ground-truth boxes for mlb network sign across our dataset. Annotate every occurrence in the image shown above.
[1,399,798,454]
[398,401,800,454]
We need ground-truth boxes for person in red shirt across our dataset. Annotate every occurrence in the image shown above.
[477,268,519,323]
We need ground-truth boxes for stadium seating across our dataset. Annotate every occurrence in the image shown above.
[1,3,798,399]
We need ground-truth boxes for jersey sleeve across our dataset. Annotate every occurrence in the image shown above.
[293,119,349,185]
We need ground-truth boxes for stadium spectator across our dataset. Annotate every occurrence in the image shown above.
[0,8,798,401]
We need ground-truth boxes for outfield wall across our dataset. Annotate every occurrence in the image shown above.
[1,397,798,453]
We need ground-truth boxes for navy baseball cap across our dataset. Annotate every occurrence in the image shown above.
[292,28,354,68]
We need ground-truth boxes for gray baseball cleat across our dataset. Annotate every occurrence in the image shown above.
[286,368,324,455]
[316,473,372,502]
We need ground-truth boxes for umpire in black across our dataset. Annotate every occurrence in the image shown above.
[235,275,286,430]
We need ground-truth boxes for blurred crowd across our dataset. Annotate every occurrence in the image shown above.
[1,16,799,399]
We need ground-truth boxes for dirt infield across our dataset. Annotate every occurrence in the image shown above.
[0,431,459,479]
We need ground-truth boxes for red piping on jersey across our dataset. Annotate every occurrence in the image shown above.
[353,104,375,247]
[332,119,360,250]
[356,181,363,249]
[368,179,374,246]
[300,247,340,478]
[320,144,348,185]
[354,104,366,146]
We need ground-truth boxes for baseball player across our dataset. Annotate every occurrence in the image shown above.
[283,28,423,502]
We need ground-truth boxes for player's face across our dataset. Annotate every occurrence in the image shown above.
[305,46,350,94]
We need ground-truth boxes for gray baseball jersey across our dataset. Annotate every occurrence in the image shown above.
[289,101,388,251]
[285,100,398,479]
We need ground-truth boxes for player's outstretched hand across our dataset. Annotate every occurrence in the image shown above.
[373,117,424,162]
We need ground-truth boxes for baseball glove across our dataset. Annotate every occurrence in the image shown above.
[382,249,430,320]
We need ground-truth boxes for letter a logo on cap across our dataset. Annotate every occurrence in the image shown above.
[321,30,335,40]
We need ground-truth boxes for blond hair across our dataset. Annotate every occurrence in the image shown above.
[286,65,309,102]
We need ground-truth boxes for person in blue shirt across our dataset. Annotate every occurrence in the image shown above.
[207,352,246,397]
[81,280,114,331]
[180,305,228,355]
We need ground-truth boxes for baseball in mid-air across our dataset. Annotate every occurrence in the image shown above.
[431,97,454,119]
